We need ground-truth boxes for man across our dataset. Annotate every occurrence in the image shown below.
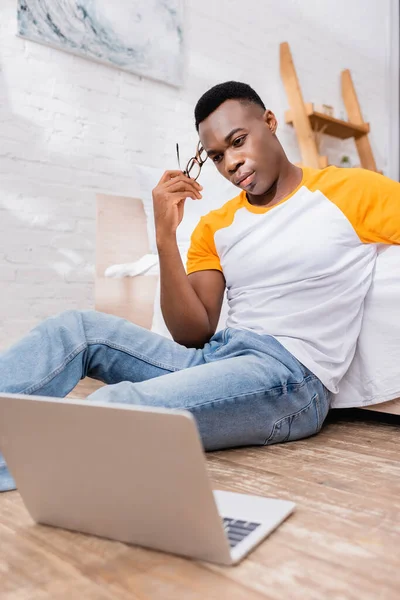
[1,81,399,492]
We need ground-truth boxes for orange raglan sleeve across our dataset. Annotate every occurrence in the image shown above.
[334,169,400,244]
[186,216,222,275]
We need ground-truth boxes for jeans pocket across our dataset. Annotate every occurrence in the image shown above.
[265,392,322,445]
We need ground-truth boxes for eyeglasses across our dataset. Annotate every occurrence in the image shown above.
[176,141,208,181]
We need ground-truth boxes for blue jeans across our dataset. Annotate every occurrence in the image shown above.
[0,310,330,491]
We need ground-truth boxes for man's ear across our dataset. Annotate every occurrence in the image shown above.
[263,110,278,135]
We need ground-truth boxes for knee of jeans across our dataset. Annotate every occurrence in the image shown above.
[49,309,96,329]
[41,310,89,343]
[50,308,79,322]
[87,381,137,404]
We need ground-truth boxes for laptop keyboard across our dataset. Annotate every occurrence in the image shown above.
[222,517,261,548]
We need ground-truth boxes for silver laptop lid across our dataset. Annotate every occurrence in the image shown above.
[0,393,232,564]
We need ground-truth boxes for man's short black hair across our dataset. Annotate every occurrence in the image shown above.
[194,81,266,131]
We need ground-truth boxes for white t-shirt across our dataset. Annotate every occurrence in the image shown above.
[187,166,400,393]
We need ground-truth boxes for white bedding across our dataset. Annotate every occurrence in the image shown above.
[332,245,400,408]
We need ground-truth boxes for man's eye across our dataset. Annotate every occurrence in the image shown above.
[212,155,222,163]
[233,135,246,147]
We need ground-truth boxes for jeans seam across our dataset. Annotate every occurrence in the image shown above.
[264,392,319,445]
[86,339,180,372]
[314,391,322,430]
[188,377,315,415]
[22,342,87,395]
[22,336,181,395]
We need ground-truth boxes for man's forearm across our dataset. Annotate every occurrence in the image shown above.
[157,237,212,347]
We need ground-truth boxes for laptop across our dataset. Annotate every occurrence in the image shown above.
[0,393,295,566]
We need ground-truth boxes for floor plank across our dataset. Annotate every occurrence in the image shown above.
[1,378,399,599]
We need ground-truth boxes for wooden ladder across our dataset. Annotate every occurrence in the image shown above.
[279,41,377,171]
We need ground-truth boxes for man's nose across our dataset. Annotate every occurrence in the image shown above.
[226,150,244,174]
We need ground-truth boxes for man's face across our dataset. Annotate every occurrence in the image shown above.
[198,99,280,196]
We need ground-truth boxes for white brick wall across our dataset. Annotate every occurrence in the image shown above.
[0,0,396,349]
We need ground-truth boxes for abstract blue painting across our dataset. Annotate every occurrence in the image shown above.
[17,0,183,86]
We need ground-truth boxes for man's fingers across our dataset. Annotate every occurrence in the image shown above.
[164,175,202,197]
[168,189,200,202]
[158,170,187,185]
[166,181,202,199]
[164,173,202,187]
[165,176,202,192]
[162,171,203,189]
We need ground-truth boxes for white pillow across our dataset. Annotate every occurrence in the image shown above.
[105,254,159,278]
[333,245,400,408]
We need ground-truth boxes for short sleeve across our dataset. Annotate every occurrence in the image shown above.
[186,217,222,275]
[332,169,400,244]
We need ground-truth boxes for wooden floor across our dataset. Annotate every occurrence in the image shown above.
[1,378,399,599]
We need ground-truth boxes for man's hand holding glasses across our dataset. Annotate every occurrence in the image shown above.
[152,142,208,246]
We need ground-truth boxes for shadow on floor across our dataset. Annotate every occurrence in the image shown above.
[327,407,400,426]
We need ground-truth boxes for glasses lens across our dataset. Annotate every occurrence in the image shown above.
[196,143,207,165]
[186,158,201,180]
